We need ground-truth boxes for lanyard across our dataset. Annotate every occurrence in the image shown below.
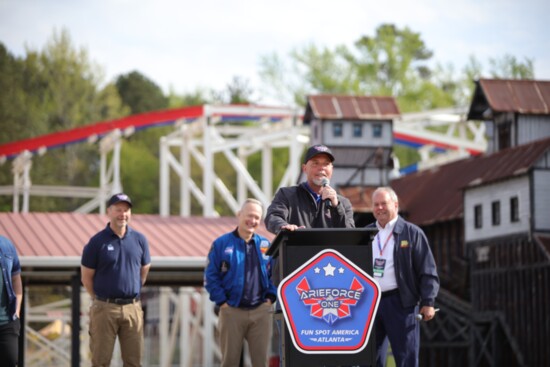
[376,231,393,256]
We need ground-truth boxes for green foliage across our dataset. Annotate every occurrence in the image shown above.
[488,54,534,79]
[0,25,537,214]
[222,75,255,104]
[392,145,420,169]
[0,29,128,212]
[115,71,168,114]
[118,137,160,213]
[167,87,212,108]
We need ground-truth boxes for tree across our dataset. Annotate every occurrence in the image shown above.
[489,54,534,79]
[0,29,128,212]
[223,75,254,104]
[115,71,168,114]
[260,24,452,111]
[347,24,434,97]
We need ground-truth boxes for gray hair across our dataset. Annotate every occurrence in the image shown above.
[372,186,399,204]
[241,198,264,214]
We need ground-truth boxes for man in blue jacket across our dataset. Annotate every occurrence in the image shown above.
[204,198,277,367]
[0,235,23,367]
[367,187,439,367]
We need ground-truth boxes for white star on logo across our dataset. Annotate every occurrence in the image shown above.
[314,267,321,274]
[338,267,345,274]
[323,263,336,276]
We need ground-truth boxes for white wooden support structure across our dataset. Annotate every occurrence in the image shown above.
[157,287,220,367]
[158,104,308,217]
[395,107,487,170]
[2,129,129,214]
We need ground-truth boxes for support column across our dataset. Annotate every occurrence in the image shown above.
[71,271,81,367]
[203,107,215,217]
[181,131,191,217]
[159,137,170,216]
[202,290,214,367]
[159,287,170,367]
[262,144,273,200]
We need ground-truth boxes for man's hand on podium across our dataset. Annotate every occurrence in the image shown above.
[280,224,306,231]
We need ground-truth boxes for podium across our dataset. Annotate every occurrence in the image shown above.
[267,228,378,367]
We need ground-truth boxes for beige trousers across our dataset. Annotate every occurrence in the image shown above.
[88,299,144,367]
[218,302,273,367]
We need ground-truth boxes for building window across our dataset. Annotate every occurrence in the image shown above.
[491,201,500,226]
[474,204,482,229]
[333,122,343,137]
[353,123,363,137]
[372,124,382,138]
[510,196,519,222]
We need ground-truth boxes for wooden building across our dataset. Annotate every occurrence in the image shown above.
[303,95,401,188]
[346,79,550,366]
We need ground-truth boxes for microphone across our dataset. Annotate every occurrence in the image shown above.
[416,308,440,321]
[321,178,332,208]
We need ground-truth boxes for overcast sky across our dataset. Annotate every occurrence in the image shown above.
[1,0,549,105]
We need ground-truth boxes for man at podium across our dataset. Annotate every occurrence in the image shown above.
[265,144,355,234]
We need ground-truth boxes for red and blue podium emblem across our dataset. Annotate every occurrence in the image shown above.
[278,249,380,354]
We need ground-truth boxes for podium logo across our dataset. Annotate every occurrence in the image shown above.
[297,275,364,325]
[279,249,380,354]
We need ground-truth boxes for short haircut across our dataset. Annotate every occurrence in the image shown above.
[373,186,399,204]
[241,198,264,212]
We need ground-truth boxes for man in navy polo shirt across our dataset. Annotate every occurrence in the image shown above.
[81,193,151,367]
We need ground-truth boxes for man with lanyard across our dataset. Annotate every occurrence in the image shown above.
[81,193,151,367]
[265,144,355,234]
[367,187,439,367]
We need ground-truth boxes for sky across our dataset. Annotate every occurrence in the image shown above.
[1,0,549,105]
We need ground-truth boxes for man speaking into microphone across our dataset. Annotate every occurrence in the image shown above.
[265,144,355,234]
[265,144,355,365]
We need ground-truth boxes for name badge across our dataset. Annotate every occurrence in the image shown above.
[373,258,386,277]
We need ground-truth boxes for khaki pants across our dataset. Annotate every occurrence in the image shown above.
[218,302,273,367]
[89,299,144,367]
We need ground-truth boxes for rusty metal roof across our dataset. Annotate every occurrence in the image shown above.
[0,212,274,267]
[468,79,550,120]
[304,95,400,122]
[339,186,377,213]
[346,137,550,226]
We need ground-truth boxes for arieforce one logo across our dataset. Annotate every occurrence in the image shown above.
[297,276,364,325]
[279,249,380,354]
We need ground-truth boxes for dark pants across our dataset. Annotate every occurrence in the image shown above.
[0,319,21,367]
[375,292,419,367]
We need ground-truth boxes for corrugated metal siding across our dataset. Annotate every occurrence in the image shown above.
[330,147,392,167]
[470,235,550,366]
[517,114,550,145]
[534,170,550,231]
[0,212,275,260]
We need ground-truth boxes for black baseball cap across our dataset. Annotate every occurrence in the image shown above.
[107,193,132,208]
[304,144,335,164]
